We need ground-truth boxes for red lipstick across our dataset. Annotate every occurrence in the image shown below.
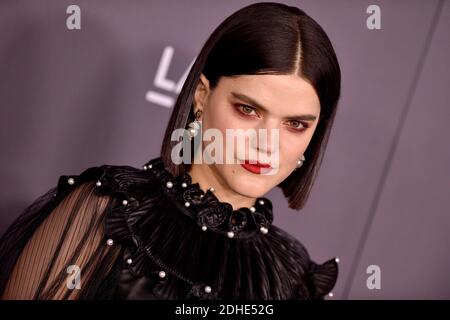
[240,160,272,174]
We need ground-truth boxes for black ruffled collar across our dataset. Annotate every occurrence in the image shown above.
[94,156,338,299]
[142,157,274,240]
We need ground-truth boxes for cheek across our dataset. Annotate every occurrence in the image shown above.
[203,101,254,153]
[279,130,315,166]
[206,110,227,131]
[205,102,249,132]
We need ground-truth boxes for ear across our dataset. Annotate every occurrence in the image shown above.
[193,73,210,115]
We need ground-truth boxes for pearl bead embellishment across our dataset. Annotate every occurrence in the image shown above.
[106,239,114,246]
[122,199,128,206]
[204,286,212,293]
[249,206,256,213]
[181,182,187,188]
[201,225,207,231]
[96,181,102,187]
[68,178,75,185]
[227,231,234,238]
[184,201,190,207]
[126,258,132,265]
[166,181,173,188]
[159,271,166,278]
[260,226,269,234]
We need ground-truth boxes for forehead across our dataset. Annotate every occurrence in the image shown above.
[215,74,321,115]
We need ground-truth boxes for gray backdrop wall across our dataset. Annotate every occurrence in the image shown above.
[0,0,449,299]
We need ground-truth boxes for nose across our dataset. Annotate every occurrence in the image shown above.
[252,121,280,155]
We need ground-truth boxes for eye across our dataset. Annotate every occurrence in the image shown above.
[285,120,310,132]
[236,104,258,117]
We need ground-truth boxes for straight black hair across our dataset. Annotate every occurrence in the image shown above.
[161,2,341,210]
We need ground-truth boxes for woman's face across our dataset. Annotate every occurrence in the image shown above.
[193,73,321,198]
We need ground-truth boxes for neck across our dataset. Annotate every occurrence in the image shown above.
[187,163,256,210]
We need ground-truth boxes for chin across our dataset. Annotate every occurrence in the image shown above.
[225,172,271,198]
[231,185,266,199]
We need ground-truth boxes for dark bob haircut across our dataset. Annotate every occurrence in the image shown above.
[161,2,341,210]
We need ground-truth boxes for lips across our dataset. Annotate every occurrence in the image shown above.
[240,160,272,174]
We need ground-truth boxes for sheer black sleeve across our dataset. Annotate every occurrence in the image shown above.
[0,173,123,299]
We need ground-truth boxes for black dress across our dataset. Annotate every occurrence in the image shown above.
[0,156,338,300]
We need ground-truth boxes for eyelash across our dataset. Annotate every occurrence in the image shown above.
[234,104,310,132]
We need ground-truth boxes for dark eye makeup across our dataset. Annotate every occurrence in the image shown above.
[233,103,310,133]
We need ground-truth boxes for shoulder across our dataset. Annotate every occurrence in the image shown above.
[54,160,166,246]
[267,225,339,300]
[54,162,160,235]
[55,162,157,200]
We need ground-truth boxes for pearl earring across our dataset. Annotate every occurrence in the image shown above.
[187,110,202,140]
[296,155,306,169]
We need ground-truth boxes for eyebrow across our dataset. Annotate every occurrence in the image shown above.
[230,92,318,121]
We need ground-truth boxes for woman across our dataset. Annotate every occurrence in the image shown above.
[0,2,341,299]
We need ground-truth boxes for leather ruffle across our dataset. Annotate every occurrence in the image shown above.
[143,157,274,239]
[58,156,338,299]
[307,258,339,299]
